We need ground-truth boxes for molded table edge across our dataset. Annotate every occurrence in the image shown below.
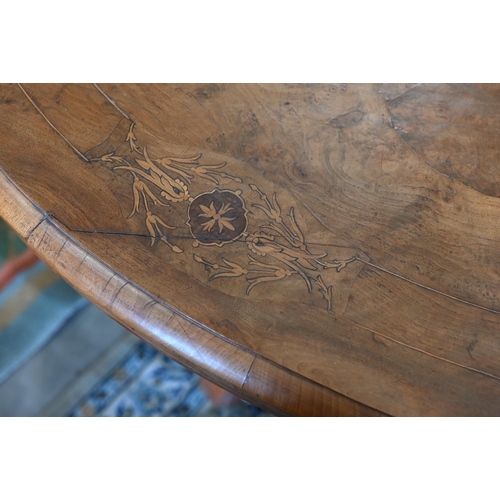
[0,167,387,417]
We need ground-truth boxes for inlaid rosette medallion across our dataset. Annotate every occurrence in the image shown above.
[186,189,248,247]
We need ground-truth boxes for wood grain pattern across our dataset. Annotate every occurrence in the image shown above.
[1,83,499,415]
[0,169,382,417]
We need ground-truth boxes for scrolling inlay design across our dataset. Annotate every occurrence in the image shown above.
[88,120,359,313]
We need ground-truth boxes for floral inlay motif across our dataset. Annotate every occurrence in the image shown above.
[198,202,236,233]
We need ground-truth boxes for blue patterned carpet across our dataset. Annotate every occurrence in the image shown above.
[0,220,271,417]
[69,342,271,417]
[0,261,88,385]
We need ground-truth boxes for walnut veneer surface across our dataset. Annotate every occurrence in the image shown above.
[1,83,499,416]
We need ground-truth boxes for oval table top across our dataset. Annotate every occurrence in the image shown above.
[1,83,500,416]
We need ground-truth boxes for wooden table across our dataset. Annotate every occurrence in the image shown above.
[1,83,499,416]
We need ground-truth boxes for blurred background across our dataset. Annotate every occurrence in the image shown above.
[0,218,270,417]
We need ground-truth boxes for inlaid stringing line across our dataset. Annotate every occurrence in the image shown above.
[19,83,500,318]
[17,84,90,163]
[93,84,131,121]
[357,258,500,316]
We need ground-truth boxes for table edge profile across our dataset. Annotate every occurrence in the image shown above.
[0,167,387,417]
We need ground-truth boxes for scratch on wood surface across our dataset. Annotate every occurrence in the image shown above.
[54,237,68,260]
[144,299,157,310]
[103,272,117,291]
[172,313,208,367]
[76,252,89,271]
[467,339,478,360]
[34,227,48,250]
[241,356,257,388]
[110,282,128,305]
[26,213,50,241]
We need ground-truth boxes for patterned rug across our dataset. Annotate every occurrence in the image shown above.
[68,341,271,417]
[0,221,88,385]
[0,219,271,417]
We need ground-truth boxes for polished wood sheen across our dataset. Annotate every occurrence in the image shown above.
[1,83,499,416]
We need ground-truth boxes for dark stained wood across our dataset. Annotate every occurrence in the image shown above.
[1,83,500,416]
